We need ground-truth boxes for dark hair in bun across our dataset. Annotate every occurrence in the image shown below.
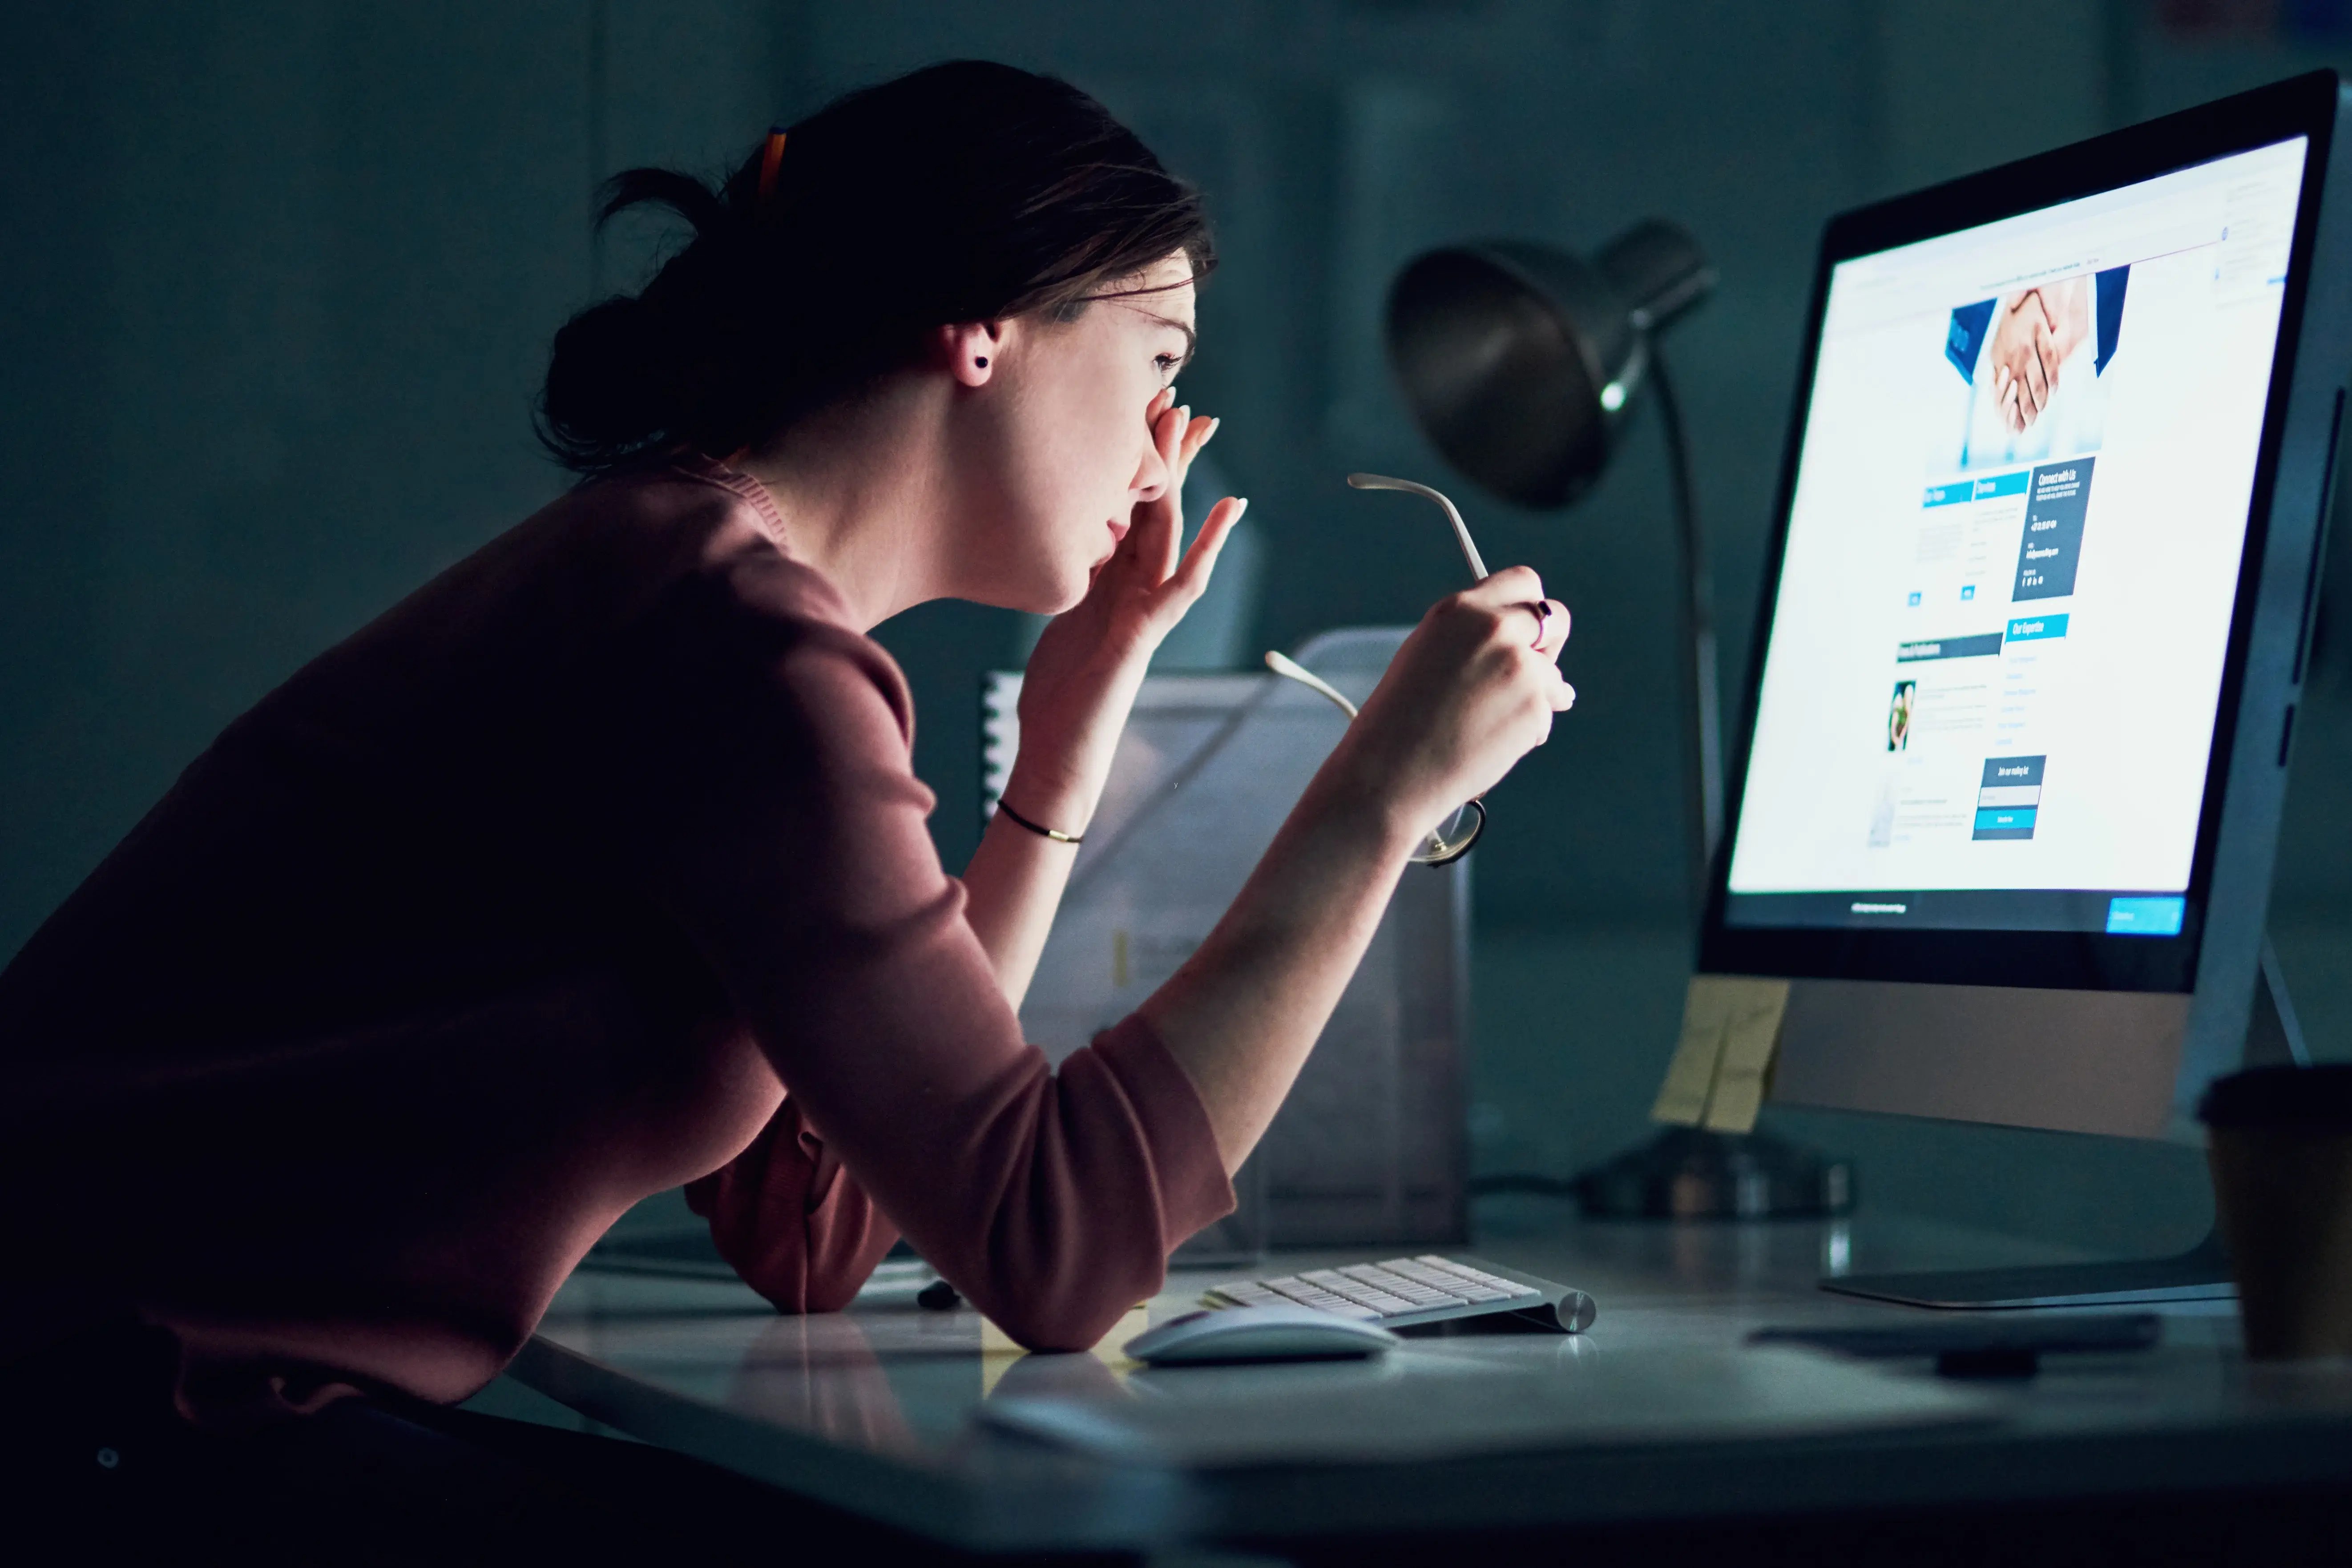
[539,60,1214,472]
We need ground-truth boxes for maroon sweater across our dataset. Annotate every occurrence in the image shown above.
[0,459,1232,1423]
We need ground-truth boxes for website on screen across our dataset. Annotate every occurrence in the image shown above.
[1726,138,2306,934]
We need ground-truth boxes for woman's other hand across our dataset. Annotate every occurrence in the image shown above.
[1008,388,1245,830]
[1333,565,1573,851]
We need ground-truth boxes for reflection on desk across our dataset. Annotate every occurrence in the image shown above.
[511,1213,2352,1559]
[980,1340,1986,1465]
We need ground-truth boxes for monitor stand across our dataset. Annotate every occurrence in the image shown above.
[1821,1229,2234,1309]
[1819,936,2308,1310]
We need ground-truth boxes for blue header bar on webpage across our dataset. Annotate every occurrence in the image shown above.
[1924,470,2030,508]
[1897,632,2007,662]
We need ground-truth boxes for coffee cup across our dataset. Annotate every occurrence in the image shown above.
[2201,1064,2352,1360]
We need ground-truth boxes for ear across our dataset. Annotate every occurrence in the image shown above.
[942,321,1005,389]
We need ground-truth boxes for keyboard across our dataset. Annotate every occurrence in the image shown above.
[1203,1254,1597,1333]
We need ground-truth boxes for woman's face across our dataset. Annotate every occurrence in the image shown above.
[949,253,1198,613]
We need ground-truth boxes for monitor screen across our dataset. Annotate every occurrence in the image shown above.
[1724,137,2310,943]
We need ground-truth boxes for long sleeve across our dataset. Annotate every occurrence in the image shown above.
[608,544,1234,1351]
[683,1096,900,1314]
[0,460,1228,1419]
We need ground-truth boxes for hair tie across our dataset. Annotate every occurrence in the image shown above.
[756,128,788,205]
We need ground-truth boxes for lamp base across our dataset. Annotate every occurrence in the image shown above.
[1573,1125,1856,1219]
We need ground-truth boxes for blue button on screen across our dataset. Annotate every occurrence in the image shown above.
[2106,896,2186,936]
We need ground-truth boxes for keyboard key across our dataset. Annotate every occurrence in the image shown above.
[1318,1283,1384,1307]
[1340,1269,1436,1299]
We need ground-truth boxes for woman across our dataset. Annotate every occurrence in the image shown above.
[0,60,1569,1547]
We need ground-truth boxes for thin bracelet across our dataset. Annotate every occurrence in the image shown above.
[994,798,1084,845]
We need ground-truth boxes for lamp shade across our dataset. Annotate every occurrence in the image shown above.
[1384,219,1714,510]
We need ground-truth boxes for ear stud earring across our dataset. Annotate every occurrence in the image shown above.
[975,356,989,368]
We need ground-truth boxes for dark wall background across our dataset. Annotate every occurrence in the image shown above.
[7,0,2352,961]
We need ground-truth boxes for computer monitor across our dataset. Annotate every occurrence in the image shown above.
[1701,73,2352,1305]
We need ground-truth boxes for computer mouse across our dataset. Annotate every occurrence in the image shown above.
[1122,1304,1400,1366]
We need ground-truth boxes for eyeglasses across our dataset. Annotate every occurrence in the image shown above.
[1260,473,1497,867]
[1264,649,1486,864]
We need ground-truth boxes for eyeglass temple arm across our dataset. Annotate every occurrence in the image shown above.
[1263,650,1360,718]
[1346,473,1490,581]
[1264,650,1470,863]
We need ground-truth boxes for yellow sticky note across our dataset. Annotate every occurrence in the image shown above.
[1090,1304,1152,1371]
[978,1303,1151,1396]
[1650,976,1738,1125]
[1700,979,1792,1134]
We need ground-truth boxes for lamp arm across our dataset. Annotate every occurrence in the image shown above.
[1646,348,1725,907]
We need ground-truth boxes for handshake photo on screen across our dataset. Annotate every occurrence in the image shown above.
[1942,266,2130,472]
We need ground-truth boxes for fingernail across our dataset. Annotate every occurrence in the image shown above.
[1206,417,1221,438]
[1234,496,1249,517]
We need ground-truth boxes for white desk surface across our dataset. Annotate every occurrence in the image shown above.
[511,1207,2352,1557]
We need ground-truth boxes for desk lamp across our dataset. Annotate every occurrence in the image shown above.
[1385,222,1849,1218]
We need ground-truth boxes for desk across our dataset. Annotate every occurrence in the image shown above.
[511,1209,2352,1560]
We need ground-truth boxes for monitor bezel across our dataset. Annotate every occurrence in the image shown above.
[1700,72,2342,994]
